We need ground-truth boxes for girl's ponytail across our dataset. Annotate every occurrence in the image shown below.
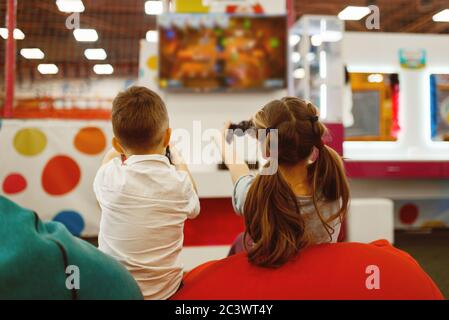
[243,168,308,268]
[308,143,350,239]
[242,97,350,268]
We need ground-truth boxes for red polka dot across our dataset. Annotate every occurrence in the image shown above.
[42,155,81,196]
[399,203,419,225]
[2,173,27,194]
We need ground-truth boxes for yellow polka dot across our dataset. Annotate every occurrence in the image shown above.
[146,55,158,71]
[13,128,47,156]
[159,79,168,88]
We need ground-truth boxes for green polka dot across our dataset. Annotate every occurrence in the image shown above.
[13,128,47,156]
[243,19,251,30]
[269,37,280,48]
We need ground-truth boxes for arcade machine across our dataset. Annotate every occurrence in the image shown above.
[289,15,345,154]
[342,32,449,229]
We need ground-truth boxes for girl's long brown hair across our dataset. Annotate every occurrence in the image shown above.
[243,97,350,268]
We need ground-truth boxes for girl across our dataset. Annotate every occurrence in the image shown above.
[222,97,350,268]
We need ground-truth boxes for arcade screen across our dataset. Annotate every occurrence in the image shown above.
[344,72,400,141]
[158,14,287,91]
[430,74,449,141]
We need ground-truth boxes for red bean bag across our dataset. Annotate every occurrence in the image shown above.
[173,240,443,300]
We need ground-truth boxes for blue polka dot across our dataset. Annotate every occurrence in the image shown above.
[53,210,85,237]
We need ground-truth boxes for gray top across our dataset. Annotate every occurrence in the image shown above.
[232,175,341,244]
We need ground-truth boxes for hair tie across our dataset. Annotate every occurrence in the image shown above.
[265,127,275,135]
[309,116,319,137]
[309,115,319,122]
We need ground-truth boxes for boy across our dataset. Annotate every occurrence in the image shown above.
[94,86,200,300]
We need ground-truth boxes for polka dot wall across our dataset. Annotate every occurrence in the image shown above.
[1,119,448,235]
[395,200,449,229]
[0,120,112,237]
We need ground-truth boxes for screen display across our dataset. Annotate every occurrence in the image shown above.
[158,14,287,91]
[430,74,449,141]
[344,72,400,142]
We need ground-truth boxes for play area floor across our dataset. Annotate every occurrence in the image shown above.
[395,229,449,299]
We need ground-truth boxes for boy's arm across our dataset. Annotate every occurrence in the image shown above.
[170,146,200,219]
[187,191,201,219]
[102,148,121,166]
[170,146,198,194]
[94,148,120,201]
[93,148,122,214]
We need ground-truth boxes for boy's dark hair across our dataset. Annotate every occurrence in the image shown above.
[112,86,168,151]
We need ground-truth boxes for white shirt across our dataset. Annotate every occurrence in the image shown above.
[93,154,200,300]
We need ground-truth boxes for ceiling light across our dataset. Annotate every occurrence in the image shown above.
[291,52,301,63]
[289,34,301,47]
[293,68,305,79]
[338,6,371,21]
[306,52,315,62]
[311,35,322,47]
[38,64,59,75]
[56,0,85,13]
[93,64,114,75]
[320,51,327,79]
[320,84,327,119]
[146,30,158,42]
[73,28,98,42]
[368,74,384,83]
[145,1,163,15]
[0,28,25,40]
[320,31,343,42]
[84,48,107,60]
[433,9,449,22]
[20,48,45,59]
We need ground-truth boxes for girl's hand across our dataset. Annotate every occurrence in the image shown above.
[220,121,232,163]
[218,121,250,183]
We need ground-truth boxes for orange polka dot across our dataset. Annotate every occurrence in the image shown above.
[42,155,81,196]
[74,127,106,155]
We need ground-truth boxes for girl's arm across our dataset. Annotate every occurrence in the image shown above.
[227,163,251,185]
[220,121,250,185]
